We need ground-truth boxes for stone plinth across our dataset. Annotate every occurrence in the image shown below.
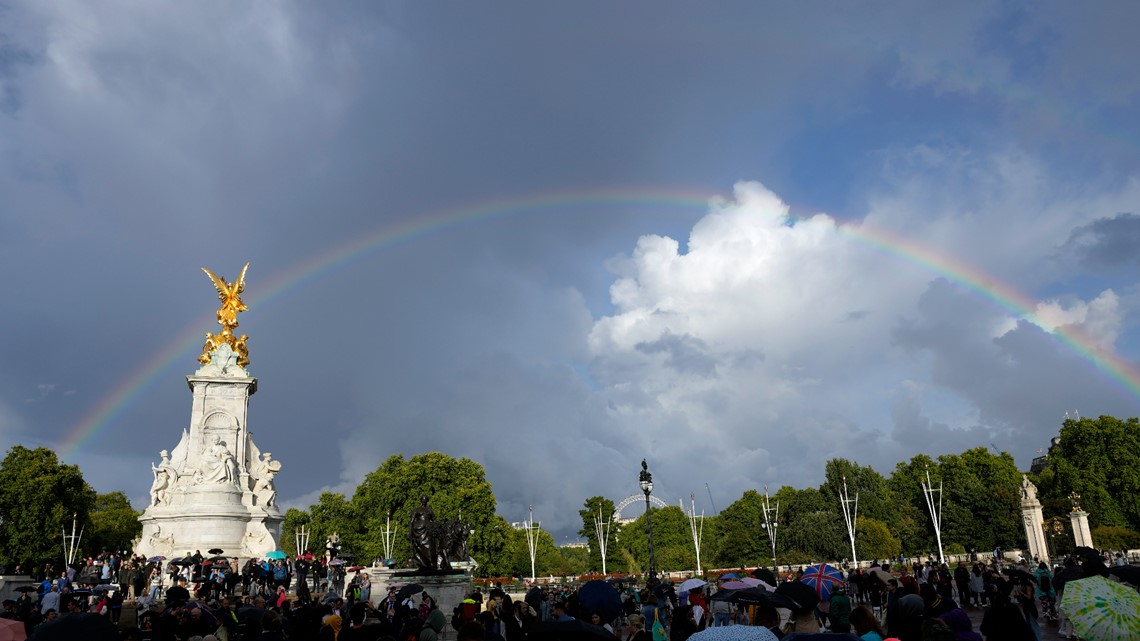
[0,575,36,603]
[1020,476,1049,564]
[1070,510,1094,548]
[366,566,401,607]
[391,572,472,641]
[135,346,283,559]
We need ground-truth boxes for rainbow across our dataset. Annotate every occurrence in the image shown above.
[59,186,1140,457]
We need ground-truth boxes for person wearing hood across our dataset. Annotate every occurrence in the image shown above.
[937,608,982,641]
[418,607,447,641]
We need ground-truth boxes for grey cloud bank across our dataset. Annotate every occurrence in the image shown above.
[2,2,1140,539]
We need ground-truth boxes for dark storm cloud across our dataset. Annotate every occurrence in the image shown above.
[1061,213,1140,269]
[892,280,1135,442]
[2,1,1140,544]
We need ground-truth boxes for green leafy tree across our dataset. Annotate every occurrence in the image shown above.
[0,446,97,566]
[470,515,514,578]
[558,545,591,576]
[821,459,899,531]
[280,508,312,556]
[87,492,142,555]
[713,490,767,568]
[577,496,618,572]
[617,505,695,575]
[1090,526,1140,551]
[1045,416,1140,530]
[855,517,901,561]
[511,526,561,578]
[350,452,497,565]
[307,492,356,557]
[888,454,941,554]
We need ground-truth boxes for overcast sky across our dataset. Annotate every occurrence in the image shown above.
[3,2,1140,543]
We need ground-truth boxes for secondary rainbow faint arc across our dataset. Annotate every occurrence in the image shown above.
[59,187,1140,457]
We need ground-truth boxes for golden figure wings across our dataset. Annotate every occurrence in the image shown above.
[202,263,249,330]
[198,263,251,367]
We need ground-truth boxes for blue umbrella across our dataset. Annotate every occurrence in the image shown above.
[265,550,287,560]
[577,579,623,621]
[799,563,845,601]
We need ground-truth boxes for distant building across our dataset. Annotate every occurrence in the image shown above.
[1030,436,1062,474]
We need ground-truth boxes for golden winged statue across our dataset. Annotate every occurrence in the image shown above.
[198,263,252,367]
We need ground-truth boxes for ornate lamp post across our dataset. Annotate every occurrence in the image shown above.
[639,459,657,584]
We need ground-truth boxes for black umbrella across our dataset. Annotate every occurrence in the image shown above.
[1108,564,1140,585]
[208,548,225,555]
[751,568,777,584]
[208,555,228,563]
[27,612,118,641]
[396,583,425,600]
[535,619,616,641]
[775,580,819,612]
[237,605,268,624]
[577,580,622,621]
[1002,567,1035,584]
[172,557,196,566]
[709,589,737,602]
[728,587,772,605]
[16,585,40,592]
[1071,546,1101,562]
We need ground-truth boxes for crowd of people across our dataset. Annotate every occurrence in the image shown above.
[1,547,1135,640]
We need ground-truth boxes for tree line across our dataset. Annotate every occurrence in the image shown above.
[3,415,1138,575]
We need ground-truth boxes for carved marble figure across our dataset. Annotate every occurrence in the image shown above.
[252,452,281,507]
[196,436,238,485]
[1020,475,1038,503]
[150,450,177,506]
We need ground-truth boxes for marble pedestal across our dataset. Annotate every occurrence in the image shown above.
[134,346,283,560]
[1070,510,1094,548]
[390,572,473,641]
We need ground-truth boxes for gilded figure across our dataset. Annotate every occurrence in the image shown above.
[198,263,252,366]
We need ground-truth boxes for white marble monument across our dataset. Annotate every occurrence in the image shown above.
[135,264,283,559]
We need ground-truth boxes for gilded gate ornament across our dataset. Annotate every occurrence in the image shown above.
[198,263,251,367]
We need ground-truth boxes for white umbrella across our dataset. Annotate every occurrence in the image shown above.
[690,626,779,641]
[681,578,708,592]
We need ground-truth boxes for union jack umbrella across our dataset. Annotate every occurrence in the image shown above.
[799,563,845,601]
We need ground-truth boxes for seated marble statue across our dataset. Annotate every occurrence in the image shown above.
[196,436,238,484]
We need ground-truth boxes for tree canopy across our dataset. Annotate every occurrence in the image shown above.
[0,446,97,566]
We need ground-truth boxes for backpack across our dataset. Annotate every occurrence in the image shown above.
[451,601,478,630]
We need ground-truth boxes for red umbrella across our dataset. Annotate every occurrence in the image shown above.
[0,618,26,641]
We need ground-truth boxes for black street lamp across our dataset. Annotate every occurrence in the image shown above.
[639,459,657,584]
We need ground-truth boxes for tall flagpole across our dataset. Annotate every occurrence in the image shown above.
[760,485,779,573]
[525,505,539,582]
[593,506,612,575]
[921,463,945,565]
[682,494,704,574]
[838,476,859,568]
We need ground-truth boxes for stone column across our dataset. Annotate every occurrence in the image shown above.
[1020,476,1049,564]
[1070,510,1094,548]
